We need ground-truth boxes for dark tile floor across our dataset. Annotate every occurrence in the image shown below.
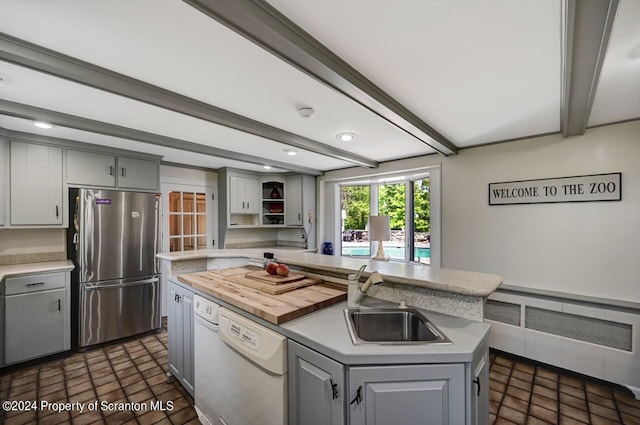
[0,325,197,425]
[489,351,640,425]
[2,327,640,425]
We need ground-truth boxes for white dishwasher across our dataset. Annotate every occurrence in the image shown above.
[194,298,288,425]
[194,294,222,425]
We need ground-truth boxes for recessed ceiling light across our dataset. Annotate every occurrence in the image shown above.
[284,149,298,156]
[337,132,357,142]
[263,165,272,170]
[33,121,53,129]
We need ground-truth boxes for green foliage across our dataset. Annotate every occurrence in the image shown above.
[340,178,430,233]
[341,186,370,230]
[413,179,430,233]
[378,183,405,229]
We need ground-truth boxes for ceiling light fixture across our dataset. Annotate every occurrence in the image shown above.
[297,107,315,119]
[33,121,53,129]
[337,132,357,142]
[284,149,298,156]
[263,165,272,170]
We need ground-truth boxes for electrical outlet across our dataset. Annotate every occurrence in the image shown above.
[307,209,313,223]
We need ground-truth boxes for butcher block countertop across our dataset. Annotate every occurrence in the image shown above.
[177,266,347,324]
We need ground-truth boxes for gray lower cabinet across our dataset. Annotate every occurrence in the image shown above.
[4,271,70,365]
[348,364,466,425]
[288,340,345,425]
[469,350,489,425]
[167,281,194,396]
[289,340,484,425]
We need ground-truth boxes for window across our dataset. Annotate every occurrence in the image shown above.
[340,185,370,256]
[339,174,431,264]
[169,191,207,252]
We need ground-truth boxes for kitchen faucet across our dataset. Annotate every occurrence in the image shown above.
[348,271,384,307]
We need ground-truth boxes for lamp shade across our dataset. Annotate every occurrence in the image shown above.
[369,215,391,241]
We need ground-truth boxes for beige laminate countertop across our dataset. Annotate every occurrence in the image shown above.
[0,260,75,281]
[158,249,503,297]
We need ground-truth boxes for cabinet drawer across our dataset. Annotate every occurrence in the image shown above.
[5,272,67,296]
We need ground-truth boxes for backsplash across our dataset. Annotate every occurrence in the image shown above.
[0,228,66,265]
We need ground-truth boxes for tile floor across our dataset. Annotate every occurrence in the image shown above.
[0,325,197,425]
[489,351,640,425]
[2,328,640,425]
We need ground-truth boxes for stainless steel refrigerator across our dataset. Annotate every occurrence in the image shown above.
[69,188,161,348]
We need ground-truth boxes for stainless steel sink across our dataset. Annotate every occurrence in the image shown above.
[344,308,452,345]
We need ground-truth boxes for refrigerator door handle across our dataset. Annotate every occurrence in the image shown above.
[82,277,159,290]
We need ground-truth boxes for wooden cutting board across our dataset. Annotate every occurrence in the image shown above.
[226,274,321,295]
[177,270,346,324]
[209,266,259,277]
[245,269,307,284]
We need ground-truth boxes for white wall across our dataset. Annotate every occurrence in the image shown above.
[321,120,640,303]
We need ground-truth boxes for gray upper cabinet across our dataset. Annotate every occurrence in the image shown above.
[229,174,260,215]
[288,340,345,425]
[10,141,63,225]
[117,156,159,191]
[0,139,5,226]
[66,150,159,191]
[66,149,117,187]
[348,364,466,425]
[285,174,315,227]
[285,175,303,226]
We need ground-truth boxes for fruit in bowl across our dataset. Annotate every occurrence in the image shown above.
[276,263,290,277]
[266,262,279,275]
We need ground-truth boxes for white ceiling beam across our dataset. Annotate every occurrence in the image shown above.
[0,99,324,176]
[184,0,458,156]
[561,0,619,137]
[0,32,376,169]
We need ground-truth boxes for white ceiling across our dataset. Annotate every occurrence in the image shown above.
[0,0,638,173]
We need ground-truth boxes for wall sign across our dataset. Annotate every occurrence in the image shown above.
[489,173,621,205]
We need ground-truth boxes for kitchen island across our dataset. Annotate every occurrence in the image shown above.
[158,249,503,321]
[159,250,502,425]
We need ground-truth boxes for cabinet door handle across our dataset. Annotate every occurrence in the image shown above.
[350,385,362,405]
[298,213,301,221]
[58,299,61,311]
[247,202,250,209]
[330,378,339,400]
[56,205,59,218]
[26,282,45,287]
[120,167,126,177]
[109,165,114,176]
[473,377,481,396]
[242,201,245,210]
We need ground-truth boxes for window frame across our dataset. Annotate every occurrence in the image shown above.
[335,167,440,267]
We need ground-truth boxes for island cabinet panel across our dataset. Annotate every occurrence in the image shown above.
[348,364,466,425]
[66,149,117,187]
[288,340,345,425]
[167,281,194,396]
[470,351,489,425]
[10,141,63,225]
